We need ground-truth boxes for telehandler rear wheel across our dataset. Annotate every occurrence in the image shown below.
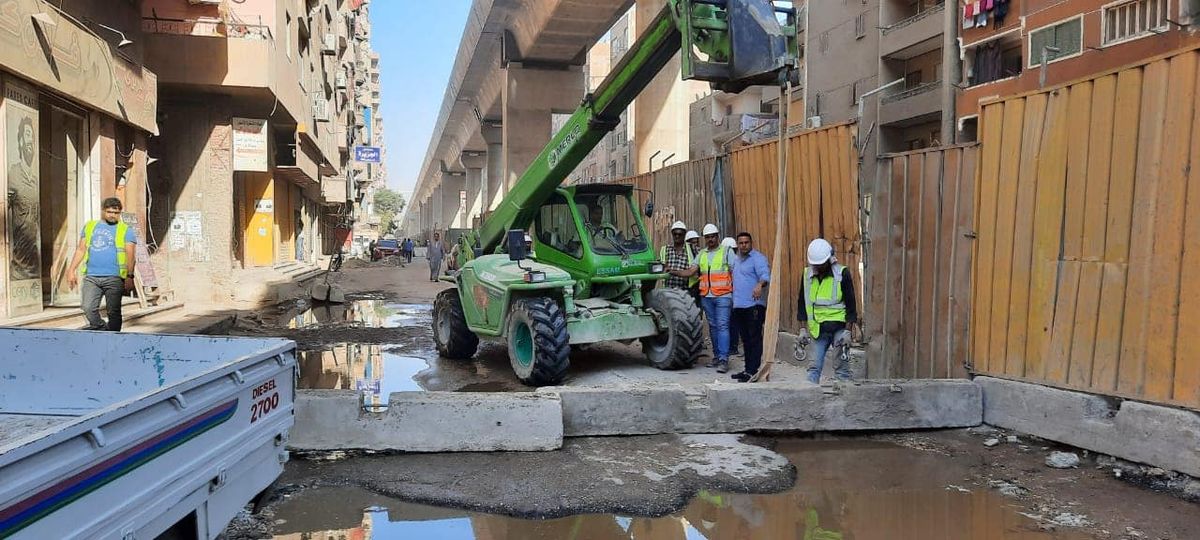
[433,289,479,359]
[640,288,704,369]
[507,297,571,386]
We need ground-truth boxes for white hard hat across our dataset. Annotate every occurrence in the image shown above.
[670,220,687,232]
[702,223,719,236]
[807,238,833,265]
[721,237,736,249]
[685,230,700,241]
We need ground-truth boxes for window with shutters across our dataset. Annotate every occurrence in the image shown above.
[855,13,867,39]
[1102,0,1169,45]
[1028,16,1083,67]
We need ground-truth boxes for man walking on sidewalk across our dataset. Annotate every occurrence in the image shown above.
[428,232,446,282]
[660,221,697,291]
[798,238,858,383]
[729,232,770,383]
[66,198,137,331]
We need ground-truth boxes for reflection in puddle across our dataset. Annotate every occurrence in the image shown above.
[271,441,1097,540]
[298,347,428,405]
[280,300,431,330]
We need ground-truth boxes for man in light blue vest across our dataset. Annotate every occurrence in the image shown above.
[66,198,137,331]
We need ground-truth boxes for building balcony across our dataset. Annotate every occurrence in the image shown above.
[880,81,943,126]
[322,176,349,205]
[880,4,944,60]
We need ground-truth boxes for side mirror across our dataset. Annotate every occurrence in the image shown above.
[644,200,655,218]
[506,229,527,261]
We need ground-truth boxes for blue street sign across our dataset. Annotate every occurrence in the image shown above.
[354,146,381,163]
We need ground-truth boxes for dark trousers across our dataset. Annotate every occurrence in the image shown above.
[82,276,125,331]
[732,305,766,375]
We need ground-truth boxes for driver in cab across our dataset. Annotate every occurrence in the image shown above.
[585,204,618,246]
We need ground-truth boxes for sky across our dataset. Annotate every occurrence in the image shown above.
[370,1,473,204]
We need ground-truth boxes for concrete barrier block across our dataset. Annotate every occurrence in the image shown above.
[541,385,690,437]
[290,390,563,452]
[978,376,1200,477]
[707,379,982,432]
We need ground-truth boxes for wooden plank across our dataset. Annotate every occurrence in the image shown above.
[902,155,924,377]
[972,104,1005,374]
[932,149,960,378]
[952,146,978,378]
[1062,82,1093,261]
[1069,75,1117,389]
[917,151,942,378]
[988,99,1027,376]
[864,155,890,377]
[1005,93,1048,378]
[1070,263,1104,388]
[1030,87,1072,385]
[885,157,908,376]
[1093,67,1143,393]
[1144,52,1197,402]
[1175,57,1200,409]
[1119,60,1169,397]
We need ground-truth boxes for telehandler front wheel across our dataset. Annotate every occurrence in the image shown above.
[433,289,479,359]
[507,297,570,386]
[640,288,704,369]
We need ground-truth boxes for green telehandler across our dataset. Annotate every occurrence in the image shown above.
[433,0,799,386]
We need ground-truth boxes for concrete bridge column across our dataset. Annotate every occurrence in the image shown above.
[501,62,585,195]
[441,171,467,229]
[481,122,503,212]
[461,151,486,227]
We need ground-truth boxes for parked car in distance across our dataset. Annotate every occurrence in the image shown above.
[372,239,401,261]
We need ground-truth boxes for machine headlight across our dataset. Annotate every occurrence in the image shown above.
[649,263,665,273]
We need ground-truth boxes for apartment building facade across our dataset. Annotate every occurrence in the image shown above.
[138,0,378,305]
[0,0,159,319]
[956,0,1200,137]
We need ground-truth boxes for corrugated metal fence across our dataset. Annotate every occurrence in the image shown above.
[727,123,862,335]
[614,157,723,250]
[972,47,1200,409]
[867,146,977,379]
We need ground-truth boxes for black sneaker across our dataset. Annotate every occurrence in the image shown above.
[730,372,751,382]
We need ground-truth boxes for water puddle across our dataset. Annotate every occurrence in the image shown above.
[298,347,429,405]
[264,299,431,330]
[268,439,1097,539]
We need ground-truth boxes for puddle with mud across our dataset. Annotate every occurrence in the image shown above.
[267,439,1097,539]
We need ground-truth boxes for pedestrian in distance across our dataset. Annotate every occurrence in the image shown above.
[729,232,770,383]
[428,232,446,282]
[798,238,859,384]
[660,220,697,291]
[65,197,137,331]
[405,237,415,264]
[681,223,736,373]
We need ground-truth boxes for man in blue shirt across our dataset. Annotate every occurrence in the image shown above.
[66,198,137,331]
[729,231,770,382]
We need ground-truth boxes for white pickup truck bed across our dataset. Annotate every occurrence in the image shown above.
[0,329,297,539]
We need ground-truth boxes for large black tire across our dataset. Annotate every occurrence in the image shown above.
[640,288,704,370]
[507,297,571,386]
[433,289,479,359]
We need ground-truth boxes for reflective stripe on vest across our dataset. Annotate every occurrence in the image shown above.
[803,264,846,338]
[81,220,130,279]
[698,247,732,296]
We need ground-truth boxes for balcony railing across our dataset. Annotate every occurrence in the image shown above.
[141,16,273,40]
[881,2,944,34]
[882,80,941,104]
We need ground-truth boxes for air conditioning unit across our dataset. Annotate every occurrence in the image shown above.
[335,72,347,89]
[321,33,336,54]
[312,99,329,122]
[807,115,822,128]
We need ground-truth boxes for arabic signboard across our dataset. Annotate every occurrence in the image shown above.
[354,146,381,163]
[232,117,269,172]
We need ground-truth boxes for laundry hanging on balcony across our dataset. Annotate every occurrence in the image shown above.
[963,0,1011,30]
